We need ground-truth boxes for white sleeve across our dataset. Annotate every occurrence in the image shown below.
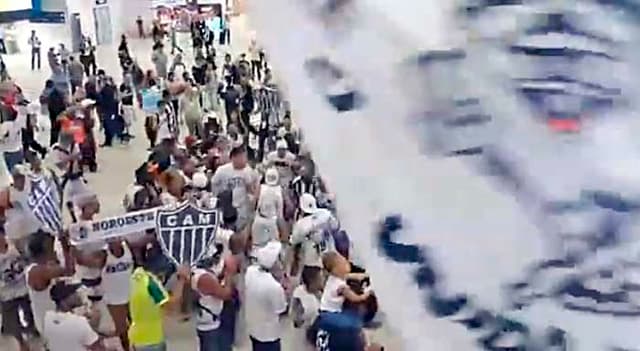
[277,190,284,219]
[271,282,287,314]
[81,317,100,347]
[0,122,9,141]
[16,114,27,129]
[210,168,224,196]
[290,220,307,245]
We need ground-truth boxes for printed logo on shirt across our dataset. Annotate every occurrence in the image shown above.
[105,261,133,274]
[0,257,25,284]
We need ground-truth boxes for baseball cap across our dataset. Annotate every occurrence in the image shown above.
[80,98,96,108]
[300,193,319,214]
[264,168,279,186]
[276,139,288,150]
[50,280,82,305]
[192,172,208,189]
[255,241,282,269]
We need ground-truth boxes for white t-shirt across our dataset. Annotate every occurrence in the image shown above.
[48,142,82,175]
[265,151,296,186]
[157,111,174,141]
[291,285,320,351]
[290,209,339,267]
[0,245,28,302]
[248,42,260,61]
[210,163,259,218]
[251,214,279,248]
[43,311,99,351]
[292,285,320,328]
[257,184,283,219]
[319,275,347,313]
[244,265,287,342]
[102,243,134,305]
[192,267,225,331]
[0,113,26,153]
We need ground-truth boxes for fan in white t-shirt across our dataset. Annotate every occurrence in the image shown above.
[291,265,322,350]
[290,194,339,273]
[43,281,102,351]
[319,251,370,314]
[245,241,288,349]
[256,167,284,220]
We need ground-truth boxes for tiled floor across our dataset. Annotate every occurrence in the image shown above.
[0,15,403,351]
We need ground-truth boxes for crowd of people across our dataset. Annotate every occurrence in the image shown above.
[0,10,385,351]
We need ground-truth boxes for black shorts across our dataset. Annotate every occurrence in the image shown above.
[0,295,33,338]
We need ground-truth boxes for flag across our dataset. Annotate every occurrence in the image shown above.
[27,175,63,233]
[156,202,219,266]
[248,0,640,350]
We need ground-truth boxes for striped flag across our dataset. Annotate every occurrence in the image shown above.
[27,175,63,233]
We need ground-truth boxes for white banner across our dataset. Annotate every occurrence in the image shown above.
[248,0,640,350]
[70,207,158,245]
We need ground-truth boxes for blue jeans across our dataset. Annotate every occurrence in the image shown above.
[197,328,233,351]
[4,150,23,174]
[318,311,362,331]
[134,342,166,351]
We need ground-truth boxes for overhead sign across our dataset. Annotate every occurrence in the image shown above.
[152,0,188,7]
[0,0,32,12]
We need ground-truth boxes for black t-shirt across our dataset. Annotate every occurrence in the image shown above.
[120,84,134,106]
[224,88,240,109]
[47,89,66,117]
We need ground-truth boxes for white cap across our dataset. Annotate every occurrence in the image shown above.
[264,168,279,186]
[299,193,318,214]
[192,172,208,189]
[254,241,282,269]
[80,99,96,107]
[276,139,288,150]
[205,111,218,120]
[27,103,39,115]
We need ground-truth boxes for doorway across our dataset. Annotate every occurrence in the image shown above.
[93,5,113,45]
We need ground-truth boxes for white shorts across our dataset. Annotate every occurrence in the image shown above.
[122,105,135,126]
[64,178,89,205]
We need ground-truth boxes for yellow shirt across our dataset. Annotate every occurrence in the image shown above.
[128,267,169,346]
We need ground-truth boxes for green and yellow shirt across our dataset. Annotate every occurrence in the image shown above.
[128,267,169,347]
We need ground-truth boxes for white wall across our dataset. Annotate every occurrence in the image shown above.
[7,20,71,53]
[66,0,96,42]
[64,0,155,46]
[111,0,155,38]
[40,0,67,12]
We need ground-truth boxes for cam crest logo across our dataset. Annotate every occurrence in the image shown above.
[156,202,219,266]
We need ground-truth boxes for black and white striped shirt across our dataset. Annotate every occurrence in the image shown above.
[290,175,324,201]
[164,103,178,134]
[256,85,282,125]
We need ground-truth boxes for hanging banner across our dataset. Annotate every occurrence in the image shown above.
[247,0,640,350]
[70,202,220,267]
[70,207,158,245]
